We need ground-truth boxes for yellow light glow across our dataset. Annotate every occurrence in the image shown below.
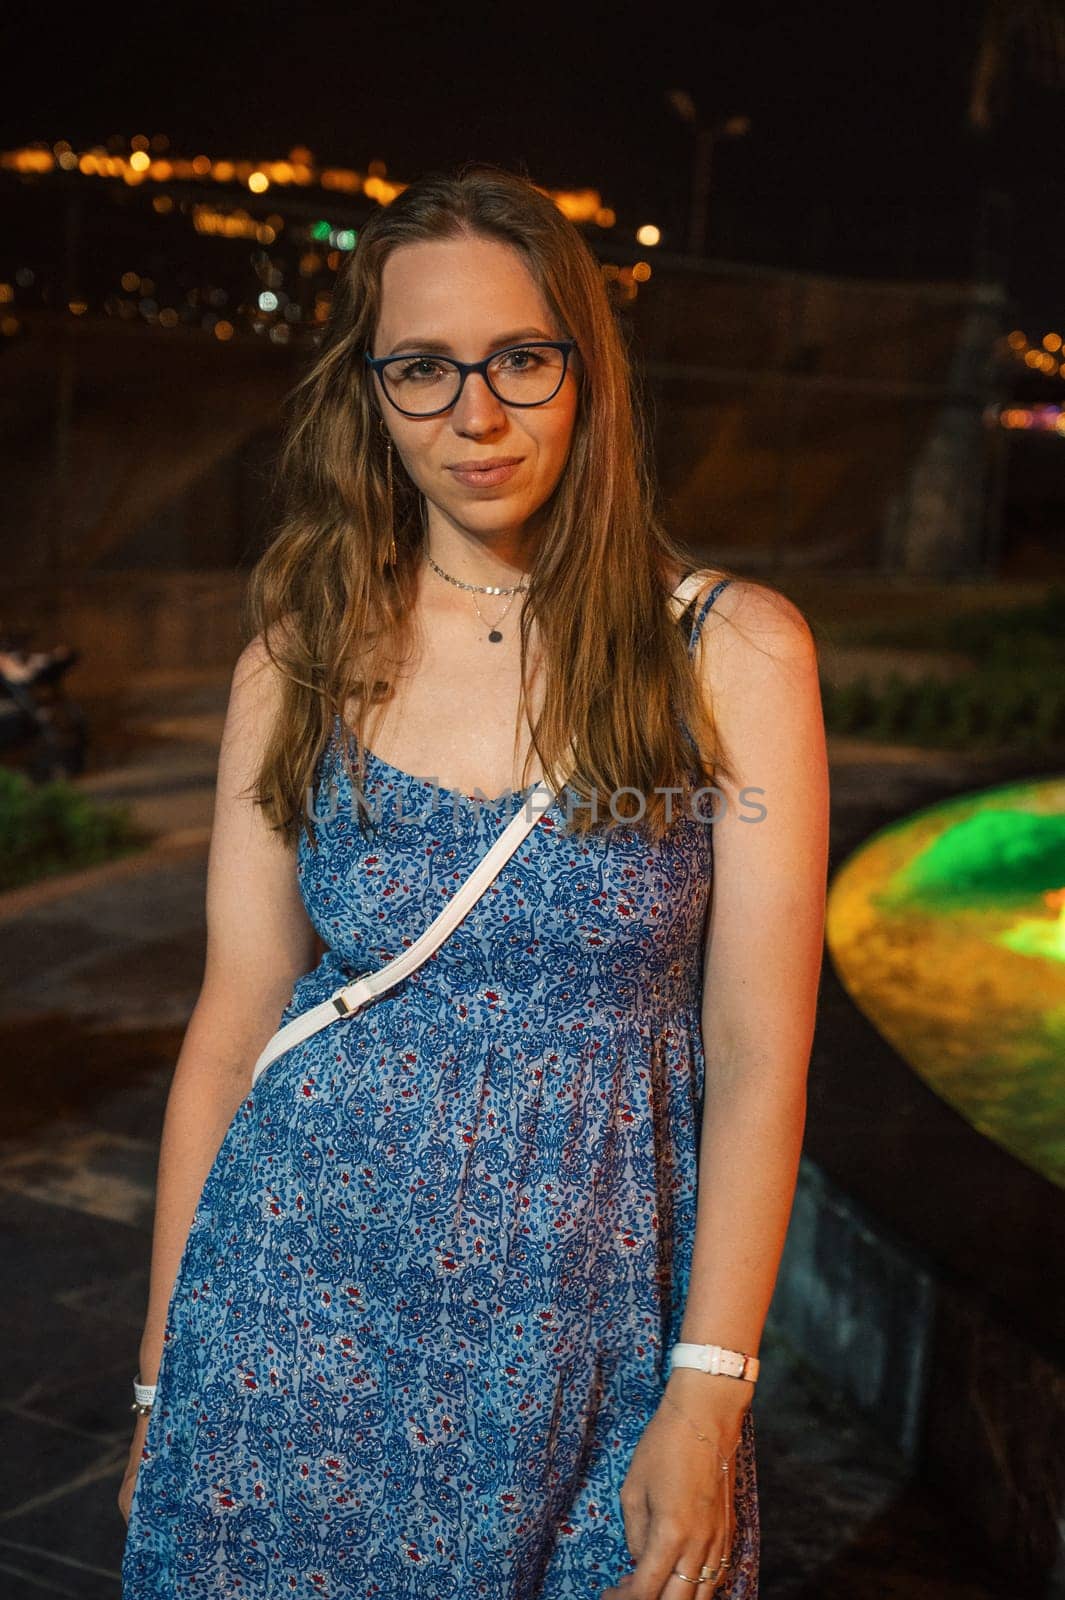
[632,261,652,282]
[636,224,660,247]
[550,189,603,223]
[1007,330,1026,350]
[1024,350,1042,368]
[10,148,55,173]
[159,308,179,328]
[1,316,21,337]
[363,174,406,204]
[68,300,88,315]
[191,204,261,239]
[121,272,139,292]
[1043,333,1062,352]
[0,137,616,257]
[152,195,173,213]
[214,320,235,341]
[321,168,361,193]
[0,284,13,303]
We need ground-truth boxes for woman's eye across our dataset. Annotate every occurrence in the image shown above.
[499,347,544,370]
[397,358,445,381]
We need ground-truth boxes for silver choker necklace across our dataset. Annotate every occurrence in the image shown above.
[426,552,530,644]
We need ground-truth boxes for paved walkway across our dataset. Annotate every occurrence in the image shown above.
[0,668,1029,1598]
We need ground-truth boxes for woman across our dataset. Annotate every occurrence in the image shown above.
[120,163,828,1600]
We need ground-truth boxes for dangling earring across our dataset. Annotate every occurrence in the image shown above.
[378,416,398,567]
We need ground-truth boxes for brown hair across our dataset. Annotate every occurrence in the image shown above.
[243,160,749,847]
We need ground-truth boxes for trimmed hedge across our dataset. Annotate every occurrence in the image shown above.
[0,766,147,892]
[822,667,1065,750]
[822,588,1065,750]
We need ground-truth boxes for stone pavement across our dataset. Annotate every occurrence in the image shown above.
[0,668,1029,1598]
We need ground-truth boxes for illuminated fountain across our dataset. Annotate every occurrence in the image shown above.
[826,775,1065,1188]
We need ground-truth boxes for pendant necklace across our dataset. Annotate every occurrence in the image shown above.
[426,551,530,643]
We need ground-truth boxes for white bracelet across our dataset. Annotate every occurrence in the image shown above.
[669,1341,760,1384]
[131,1377,157,1415]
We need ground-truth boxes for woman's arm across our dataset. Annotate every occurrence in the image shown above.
[672,579,829,1397]
[605,583,829,1598]
[120,633,319,1519]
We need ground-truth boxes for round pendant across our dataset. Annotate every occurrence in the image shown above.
[488,629,503,643]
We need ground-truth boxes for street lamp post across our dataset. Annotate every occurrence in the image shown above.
[667,90,750,258]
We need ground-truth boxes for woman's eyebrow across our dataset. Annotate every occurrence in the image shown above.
[384,327,554,356]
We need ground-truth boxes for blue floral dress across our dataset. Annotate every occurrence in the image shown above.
[122,575,759,1599]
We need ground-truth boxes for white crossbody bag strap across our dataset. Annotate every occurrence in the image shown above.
[250,573,711,1088]
[251,777,561,1086]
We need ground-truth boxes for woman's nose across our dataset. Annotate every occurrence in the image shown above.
[452,371,507,432]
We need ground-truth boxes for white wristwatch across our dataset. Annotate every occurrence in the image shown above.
[669,1342,760,1383]
[131,1377,157,1415]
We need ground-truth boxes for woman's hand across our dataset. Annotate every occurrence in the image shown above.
[600,1373,751,1600]
[118,1412,152,1525]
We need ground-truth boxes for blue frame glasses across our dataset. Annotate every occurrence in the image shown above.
[364,339,578,418]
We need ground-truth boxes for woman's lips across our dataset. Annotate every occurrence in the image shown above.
[447,460,523,489]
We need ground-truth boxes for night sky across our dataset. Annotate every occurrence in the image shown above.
[6,0,1065,322]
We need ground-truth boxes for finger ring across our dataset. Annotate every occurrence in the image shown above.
[669,1570,701,1586]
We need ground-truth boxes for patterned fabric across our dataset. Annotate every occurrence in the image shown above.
[122,574,759,1599]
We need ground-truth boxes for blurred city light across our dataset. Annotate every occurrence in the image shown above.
[0,134,649,348]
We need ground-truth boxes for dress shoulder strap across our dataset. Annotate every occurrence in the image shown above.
[669,568,733,654]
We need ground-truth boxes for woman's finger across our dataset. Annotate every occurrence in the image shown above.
[618,1476,650,1573]
[600,1516,710,1600]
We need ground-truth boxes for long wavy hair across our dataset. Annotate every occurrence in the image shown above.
[243,161,747,848]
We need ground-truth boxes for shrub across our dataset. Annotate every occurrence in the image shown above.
[0,766,146,892]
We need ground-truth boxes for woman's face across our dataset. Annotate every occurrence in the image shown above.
[370,234,579,549]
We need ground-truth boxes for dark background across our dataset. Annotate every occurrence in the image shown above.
[4,0,1062,318]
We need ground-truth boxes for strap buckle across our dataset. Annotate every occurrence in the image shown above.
[332,984,363,1017]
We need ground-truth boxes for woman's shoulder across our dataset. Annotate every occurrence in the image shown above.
[225,615,302,753]
[233,613,300,693]
[671,563,813,651]
[665,561,732,602]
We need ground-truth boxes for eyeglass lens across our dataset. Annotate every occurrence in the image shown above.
[381,345,566,414]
